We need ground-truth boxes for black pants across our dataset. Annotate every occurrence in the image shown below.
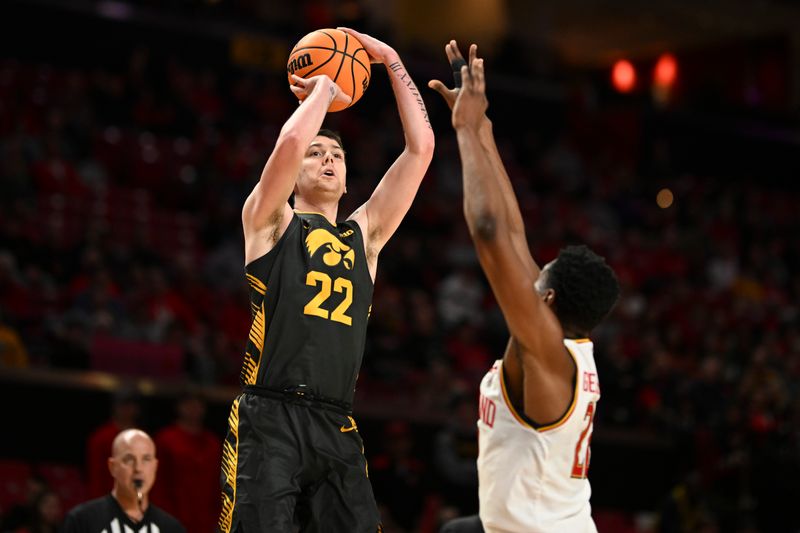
[219,391,381,533]
[440,514,485,533]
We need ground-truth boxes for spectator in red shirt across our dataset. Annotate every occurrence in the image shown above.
[86,387,142,498]
[152,391,221,533]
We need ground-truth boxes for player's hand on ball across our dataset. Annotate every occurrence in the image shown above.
[290,74,352,106]
[337,27,394,64]
[451,44,488,130]
[428,39,468,110]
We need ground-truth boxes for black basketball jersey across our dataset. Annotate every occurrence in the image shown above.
[240,211,374,405]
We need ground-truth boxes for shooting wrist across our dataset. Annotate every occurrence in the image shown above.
[381,49,401,68]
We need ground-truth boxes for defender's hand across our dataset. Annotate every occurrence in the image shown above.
[427,39,468,110]
[451,45,488,130]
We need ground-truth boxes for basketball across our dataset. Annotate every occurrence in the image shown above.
[287,28,371,112]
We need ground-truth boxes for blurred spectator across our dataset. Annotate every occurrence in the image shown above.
[431,389,479,518]
[657,472,721,533]
[0,310,29,368]
[85,387,142,499]
[152,391,221,533]
[436,266,484,330]
[45,312,91,371]
[0,475,48,532]
[369,421,429,533]
[12,490,62,533]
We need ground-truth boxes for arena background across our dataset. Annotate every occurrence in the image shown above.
[1,1,799,532]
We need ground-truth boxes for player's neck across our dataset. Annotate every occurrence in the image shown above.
[294,197,339,225]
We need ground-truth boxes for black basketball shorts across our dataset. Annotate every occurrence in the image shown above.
[219,391,382,533]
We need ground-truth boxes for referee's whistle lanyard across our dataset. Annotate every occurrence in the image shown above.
[133,480,150,533]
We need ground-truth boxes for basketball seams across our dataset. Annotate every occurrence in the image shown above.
[327,29,350,110]
[290,46,340,54]
[318,29,339,52]
[350,48,371,74]
[347,50,357,110]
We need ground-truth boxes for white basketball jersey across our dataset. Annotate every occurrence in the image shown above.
[477,338,600,533]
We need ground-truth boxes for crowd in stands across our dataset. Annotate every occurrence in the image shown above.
[1,13,799,532]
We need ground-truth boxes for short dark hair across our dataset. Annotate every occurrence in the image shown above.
[317,129,344,153]
[546,244,619,333]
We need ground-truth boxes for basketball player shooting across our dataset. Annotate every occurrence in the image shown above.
[217,28,434,533]
[429,42,620,533]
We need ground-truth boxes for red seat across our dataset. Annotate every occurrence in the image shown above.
[0,459,32,513]
[36,462,86,512]
[594,508,637,533]
[90,334,184,379]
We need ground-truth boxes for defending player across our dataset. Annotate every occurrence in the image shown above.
[429,42,619,532]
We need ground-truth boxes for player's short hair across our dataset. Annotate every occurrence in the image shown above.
[546,245,619,333]
[317,129,345,153]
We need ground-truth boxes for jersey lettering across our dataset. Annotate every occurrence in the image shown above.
[479,393,496,428]
[582,371,600,394]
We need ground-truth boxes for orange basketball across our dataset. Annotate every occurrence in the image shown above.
[287,28,371,112]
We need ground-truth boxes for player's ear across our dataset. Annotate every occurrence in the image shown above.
[542,288,555,306]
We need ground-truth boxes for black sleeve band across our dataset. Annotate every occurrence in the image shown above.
[451,58,467,88]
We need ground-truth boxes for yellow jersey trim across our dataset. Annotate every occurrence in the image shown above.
[499,364,534,429]
[538,345,581,432]
[499,346,581,432]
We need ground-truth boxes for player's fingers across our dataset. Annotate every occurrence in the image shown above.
[427,80,456,107]
[427,79,451,97]
[289,85,304,94]
[474,59,486,92]
[337,26,358,37]
[449,40,465,61]
[451,57,467,88]
[469,44,478,67]
[289,74,306,86]
[428,79,446,92]
[460,65,471,90]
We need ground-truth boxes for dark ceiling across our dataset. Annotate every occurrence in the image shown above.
[507,0,800,66]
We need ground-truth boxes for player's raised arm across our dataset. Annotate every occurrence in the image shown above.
[339,28,435,264]
[429,41,537,277]
[449,50,565,356]
[242,74,350,264]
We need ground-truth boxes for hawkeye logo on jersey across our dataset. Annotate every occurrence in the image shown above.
[305,229,355,270]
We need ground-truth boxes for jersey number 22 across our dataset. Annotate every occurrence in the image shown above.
[303,271,353,326]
